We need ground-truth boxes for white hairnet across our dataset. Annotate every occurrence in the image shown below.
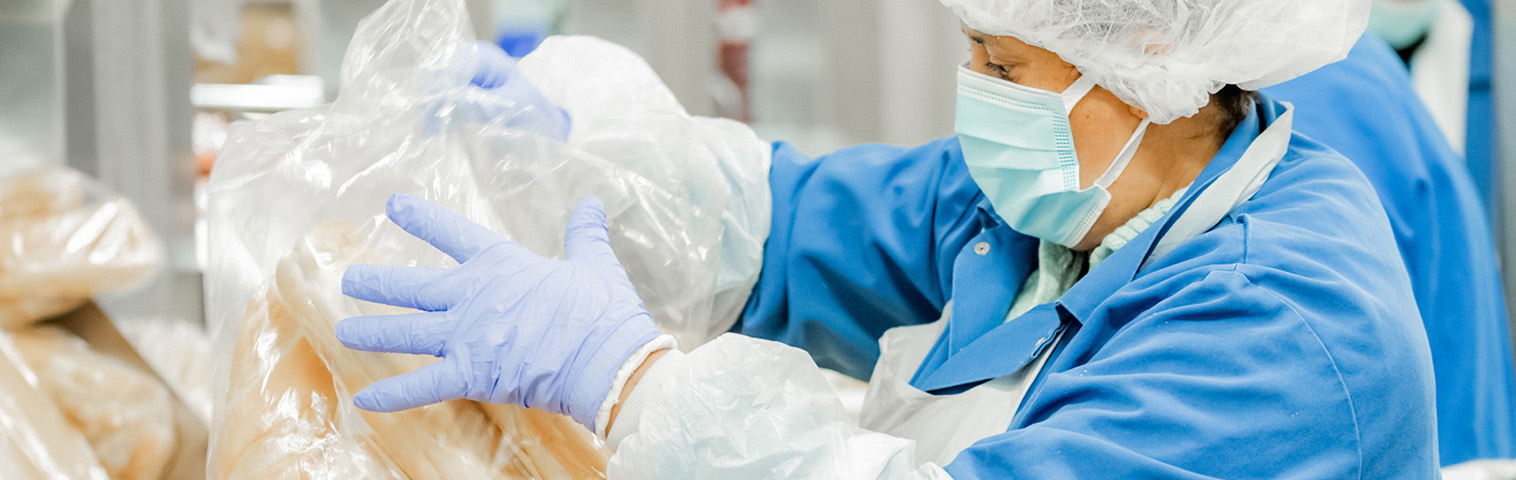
[940,0,1370,123]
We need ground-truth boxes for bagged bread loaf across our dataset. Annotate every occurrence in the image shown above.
[0,167,162,330]
[11,326,177,480]
[0,331,110,480]
[212,288,401,480]
[0,167,86,218]
[211,222,609,479]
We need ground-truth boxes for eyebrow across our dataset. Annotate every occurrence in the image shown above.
[962,26,987,44]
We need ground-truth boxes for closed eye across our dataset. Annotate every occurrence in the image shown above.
[980,59,1015,82]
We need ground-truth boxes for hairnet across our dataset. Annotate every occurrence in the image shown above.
[939,0,1369,123]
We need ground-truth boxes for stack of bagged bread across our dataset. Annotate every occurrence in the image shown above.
[0,166,177,480]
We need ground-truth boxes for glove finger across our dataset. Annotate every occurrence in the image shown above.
[387,193,510,263]
[564,196,618,265]
[342,264,454,311]
[353,360,467,412]
[470,40,517,89]
[336,311,453,356]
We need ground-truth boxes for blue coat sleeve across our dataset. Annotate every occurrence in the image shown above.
[734,138,986,380]
[1264,35,1516,464]
[946,269,1439,479]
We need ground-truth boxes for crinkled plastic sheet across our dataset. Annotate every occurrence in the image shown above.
[0,166,163,330]
[204,0,770,478]
[516,35,771,346]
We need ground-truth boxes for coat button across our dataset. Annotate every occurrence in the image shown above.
[974,242,991,255]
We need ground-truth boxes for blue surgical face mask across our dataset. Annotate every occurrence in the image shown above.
[955,65,1150,248]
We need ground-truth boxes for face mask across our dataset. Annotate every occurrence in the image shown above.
[1368,0,1441,50]
[955,65,1151,248]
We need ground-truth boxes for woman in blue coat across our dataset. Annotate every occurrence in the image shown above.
[335,0,1441,477]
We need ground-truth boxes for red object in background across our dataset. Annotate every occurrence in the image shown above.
[718,41,751,120]
[716,0,755,122]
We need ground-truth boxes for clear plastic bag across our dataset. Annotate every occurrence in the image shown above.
[517,35,772,347]
[205,0,770,478]
[117,318,216,424]
[0,166,163,331]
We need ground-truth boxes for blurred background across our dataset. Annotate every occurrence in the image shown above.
[0,0,1512,336]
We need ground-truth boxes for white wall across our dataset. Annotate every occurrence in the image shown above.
[0,0,61,167]
[564,0,718,116]
[558,0,965,155]
[749,0,965,155]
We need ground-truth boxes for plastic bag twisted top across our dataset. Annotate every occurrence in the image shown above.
[939,0,1369,123]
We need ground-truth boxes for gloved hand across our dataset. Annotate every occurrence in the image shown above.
[468,40,572,140]
[336,193,665,431]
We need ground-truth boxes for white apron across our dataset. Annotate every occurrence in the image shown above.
[858,304,1061,466]
[857,105,1298,467]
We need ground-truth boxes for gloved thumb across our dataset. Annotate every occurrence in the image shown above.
[564,196,617,264]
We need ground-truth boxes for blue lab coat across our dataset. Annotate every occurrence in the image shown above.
[1460,0,1496,210]
[738,99,1439,476]
[1265,34,1515,465]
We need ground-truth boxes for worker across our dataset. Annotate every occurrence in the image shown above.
[1368,0,1475,150]
[1365,0,1497,212]
[1264,33,1516,467]
[334,0,1441,477]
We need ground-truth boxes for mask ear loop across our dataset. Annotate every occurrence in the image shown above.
[1092,119,1152,188]
[1060,118,1148,248]
[1059,76,1099,112]
[1057,74,1151,190]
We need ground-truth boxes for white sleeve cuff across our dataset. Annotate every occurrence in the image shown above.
[605,348,687,449]
[594,335,677,438]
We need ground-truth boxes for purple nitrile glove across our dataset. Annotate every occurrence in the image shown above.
[469,41,571,140]
[337,193,662,430]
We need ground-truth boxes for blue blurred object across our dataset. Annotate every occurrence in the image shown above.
[468,40,571,140]
[496,29,546,58]
[337,194,665,430]
[489,0,561,58]
[1265,33,1515,465]
[1460,0,1496,215]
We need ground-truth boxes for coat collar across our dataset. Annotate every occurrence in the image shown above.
[911,100,1278,392]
